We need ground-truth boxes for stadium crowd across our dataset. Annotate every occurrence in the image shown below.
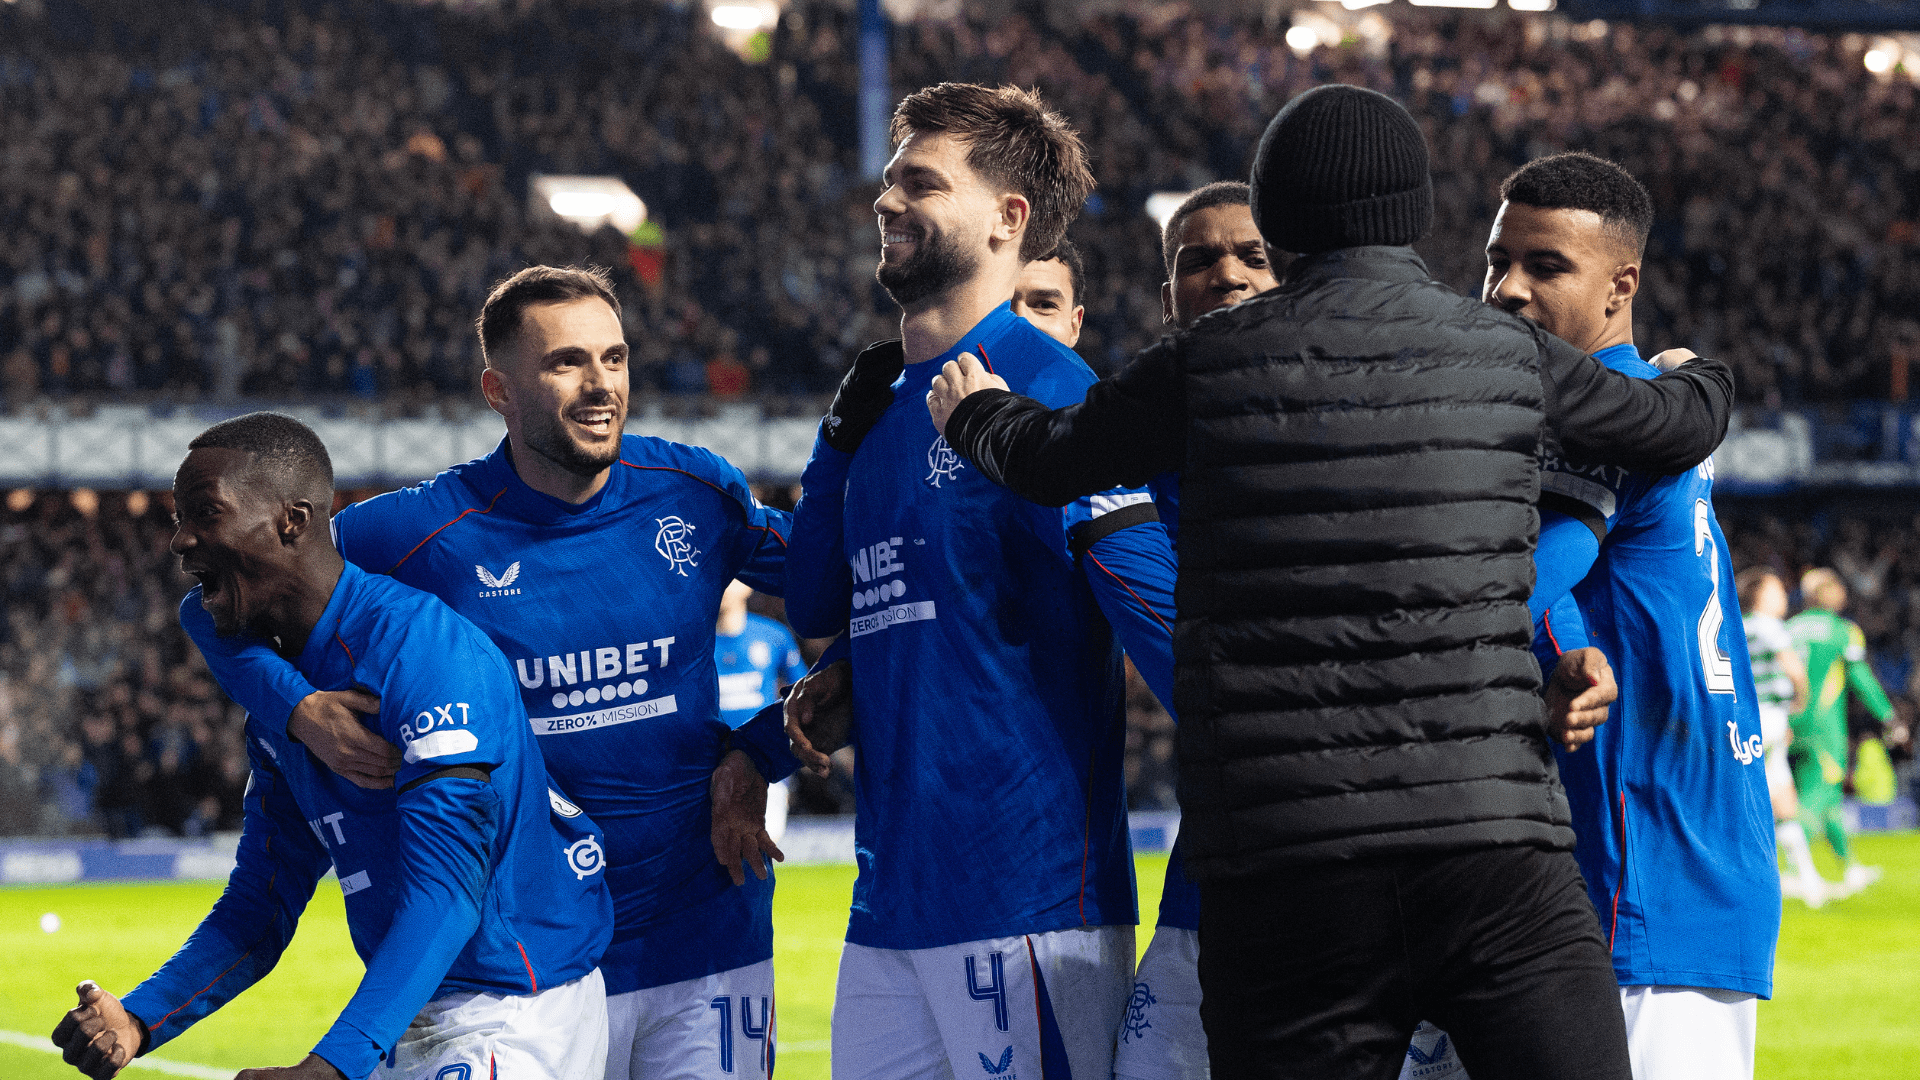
[0,0,1916,405]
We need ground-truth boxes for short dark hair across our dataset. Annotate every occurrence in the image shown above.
[1035,239,1086,308]
[890,83,1095,262]
[1499,152,1653,257]
[188,412,334,506]
[476,265,621,367]
[1162,181,1252,277]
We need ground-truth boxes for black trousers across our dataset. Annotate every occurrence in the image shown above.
[1198,845,1631,1080]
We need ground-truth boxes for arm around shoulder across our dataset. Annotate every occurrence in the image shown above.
[945,338,1186,507]
[1536,330,1733,475]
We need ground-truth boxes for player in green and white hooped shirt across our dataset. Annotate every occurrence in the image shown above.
[1737,568,1822,906]
[1786,569,1895,892]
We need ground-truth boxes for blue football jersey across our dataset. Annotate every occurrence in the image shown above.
[716,612,806,729]
[130,565,610,1078]
[789,303,1140,950]
[1540,344,1780,996]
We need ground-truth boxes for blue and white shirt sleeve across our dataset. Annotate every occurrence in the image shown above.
[311,615,513,1077]
[179,591,319,735]
[121,731,333,1051]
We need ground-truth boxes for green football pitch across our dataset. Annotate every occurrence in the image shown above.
[2,836,1915,1080]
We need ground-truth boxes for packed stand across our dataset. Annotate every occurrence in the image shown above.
[0,490,247,837]
[2,1,1917,405]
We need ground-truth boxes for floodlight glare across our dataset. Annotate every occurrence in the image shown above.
[1145,192,1192,232]
[1864,49,1893,74]
[530,175,648,235]
[1509,0,1555,10]
[1285,26,1320,53]
[711,5,768,30]
[550,192,619,219]
[1409,0,1498,8]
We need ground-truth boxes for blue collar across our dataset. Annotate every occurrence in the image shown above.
[480,437,621,524]
[295,560,365,677]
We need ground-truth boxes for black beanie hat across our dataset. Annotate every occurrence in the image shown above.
[1250,84,1434,255]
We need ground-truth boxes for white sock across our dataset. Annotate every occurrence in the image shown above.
[1777,820,1819,884]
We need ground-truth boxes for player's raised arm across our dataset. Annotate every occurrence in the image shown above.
[786,337,905,638]
[934,337,1187,508]
[60,735,334,1073]
[783,425,861,639]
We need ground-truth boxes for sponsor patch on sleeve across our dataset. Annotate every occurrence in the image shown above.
[402,729,480,764]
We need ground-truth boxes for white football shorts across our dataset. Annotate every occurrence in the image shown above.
[831,924,1135,1080]
[1112,925,1207,1080]
[606,958,776,1080]
[388,966,607,1080]
[1619,985,1756,1080]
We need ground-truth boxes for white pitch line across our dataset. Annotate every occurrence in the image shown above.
[0,1029,233,1079]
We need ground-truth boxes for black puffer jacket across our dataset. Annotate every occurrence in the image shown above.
[945,246,1733,880]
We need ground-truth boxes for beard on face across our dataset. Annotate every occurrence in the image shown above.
[521,392,625,478]
[876,224,979,308]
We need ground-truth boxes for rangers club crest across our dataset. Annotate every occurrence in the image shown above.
[926,436,964,488]
[654,516,702,576]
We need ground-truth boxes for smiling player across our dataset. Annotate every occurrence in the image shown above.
[176,267,799,1080]
[52,414,611,1080]
[782,83,1177,1079]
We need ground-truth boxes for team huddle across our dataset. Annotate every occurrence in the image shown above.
[46,80,1821,1080]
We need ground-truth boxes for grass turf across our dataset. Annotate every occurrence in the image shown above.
[0,837,1911,1080]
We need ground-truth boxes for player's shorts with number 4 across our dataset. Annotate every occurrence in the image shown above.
[831,925,1135,1080]
[388,967,608,1080]
[606,957,776,1080]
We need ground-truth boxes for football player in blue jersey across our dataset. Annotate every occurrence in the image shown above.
[174,267,802,1080]
[1484,153,1779,1080]
[1113,181,1277,1080]
[715,579,807,842]
[1010,240,1086,350]
[782,83,1179,1079]
[52,414,613,1080]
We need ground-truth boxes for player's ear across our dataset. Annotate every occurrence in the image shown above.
[1160,280,1175,326]
[1608,261,1640,317]
[994,191,1030,247]
[480,364,510,416]
[280,497,318,544]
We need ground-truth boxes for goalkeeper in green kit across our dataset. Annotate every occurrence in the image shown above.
[1786,568,1894,894]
